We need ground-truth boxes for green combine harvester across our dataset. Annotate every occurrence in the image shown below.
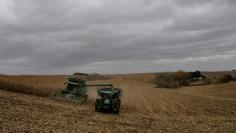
[53,73,114,103]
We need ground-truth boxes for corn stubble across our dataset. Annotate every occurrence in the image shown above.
[0,74,236,132]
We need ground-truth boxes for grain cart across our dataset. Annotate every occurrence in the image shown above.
[95,88,122,114]
[53,73,113,103]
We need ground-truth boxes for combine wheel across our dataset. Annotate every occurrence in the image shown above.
[95,99,102,112]
[112,100,121,114]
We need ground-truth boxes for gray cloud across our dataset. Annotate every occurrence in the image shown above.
[0,0,236,74]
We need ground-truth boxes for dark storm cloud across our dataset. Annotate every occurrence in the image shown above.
[0,0,236,74]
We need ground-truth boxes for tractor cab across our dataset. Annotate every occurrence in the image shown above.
[95,88,122,114]
[98,88,121,98]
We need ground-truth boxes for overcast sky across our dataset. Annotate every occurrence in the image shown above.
[0,0,236,74]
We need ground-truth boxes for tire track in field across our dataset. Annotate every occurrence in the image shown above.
[119,81,153,113]
[136,89,154,114]
[119,80,189,115]
[122,81,194,115]
[166,90,236,115]
[117,80,236,116]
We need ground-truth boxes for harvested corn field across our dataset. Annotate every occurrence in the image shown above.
[0,74,236,132]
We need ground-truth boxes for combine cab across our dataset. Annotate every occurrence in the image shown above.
[95,88,122,114]
[53,76,88,103]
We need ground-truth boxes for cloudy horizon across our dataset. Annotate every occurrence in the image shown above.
[0,0,236,74]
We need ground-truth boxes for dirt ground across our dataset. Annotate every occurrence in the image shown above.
[0,74,236,132]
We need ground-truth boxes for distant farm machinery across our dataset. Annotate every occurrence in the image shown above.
[53,73,122,113]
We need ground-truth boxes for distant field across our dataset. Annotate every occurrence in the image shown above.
[202,71,236,79]
[0,72,236,132]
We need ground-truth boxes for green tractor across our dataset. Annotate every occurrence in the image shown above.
[53,73,114,103]
[95,88,122,114]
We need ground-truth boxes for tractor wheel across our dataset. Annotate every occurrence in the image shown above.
[112,100,121,114]
[84,94,88,101]
[95,99,102,112]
